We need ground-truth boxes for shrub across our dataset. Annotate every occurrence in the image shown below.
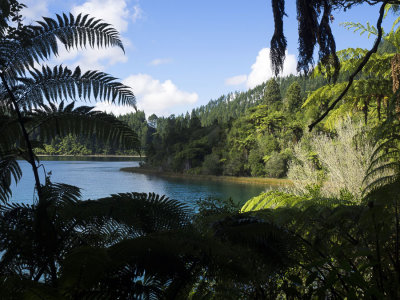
[288,119,375,200]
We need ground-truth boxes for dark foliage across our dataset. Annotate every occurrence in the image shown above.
[270,0,287,76]
[271,0,340,80]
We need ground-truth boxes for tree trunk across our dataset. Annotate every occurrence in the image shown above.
[0,73,42,200]
[391,53,400,115]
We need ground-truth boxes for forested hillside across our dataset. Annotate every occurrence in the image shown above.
[143,75,330,177]
[142,39,397,178]
[4,1,400,298]
[194,75,328,126]
[34,56,383,180]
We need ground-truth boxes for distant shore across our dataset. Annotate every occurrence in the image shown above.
[37,154,144,158]
[120,167,292,186]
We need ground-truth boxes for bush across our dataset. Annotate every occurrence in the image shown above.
[288,119,375,200]
[264,152,287,178]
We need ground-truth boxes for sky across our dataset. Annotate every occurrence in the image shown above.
[21,0,397,117]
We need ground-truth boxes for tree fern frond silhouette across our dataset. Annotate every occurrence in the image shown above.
[0,13,124,78]
[0,3,137,202]
[17,65,135,110]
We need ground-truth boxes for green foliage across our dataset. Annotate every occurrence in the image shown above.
[306,14,400,129]
[143,73,330,178]
[263,78,282,109]
[248,147,265,177]
[264,151,288,178]
[241,190,307,212]
[288,119,376,200]
[239,182,400,298]
[285,81,302,112]
[364,99,400,193]
[201,152,223,175]
[3,2,400,299]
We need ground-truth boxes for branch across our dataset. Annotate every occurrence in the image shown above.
[308,0,389,132]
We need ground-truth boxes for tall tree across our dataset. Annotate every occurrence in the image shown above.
[264,78,282,109]
[285,81,303,112]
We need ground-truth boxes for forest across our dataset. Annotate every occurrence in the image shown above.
[1,0,400,299]
[35,74,328,176]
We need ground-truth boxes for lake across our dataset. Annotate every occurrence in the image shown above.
[11,157,268,207]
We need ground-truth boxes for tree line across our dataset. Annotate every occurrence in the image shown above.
[2,0,400,298]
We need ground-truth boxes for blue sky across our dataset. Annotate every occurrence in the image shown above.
[22,0,396,117]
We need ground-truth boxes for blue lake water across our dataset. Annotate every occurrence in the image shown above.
[11,157,268,207]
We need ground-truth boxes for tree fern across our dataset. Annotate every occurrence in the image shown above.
[68,192,191,235]
[303,78,392,128]
[0,101,140,202]
[17,66,135,110]
[0,154,22,203]
[0,5,138,202]
[364,127,400,193]
[0,13,124,78]
[342,21,381,38]
[241,191,307,212]
[29,102,140,152]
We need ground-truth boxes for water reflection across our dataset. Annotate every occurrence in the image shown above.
[12,157,267,206]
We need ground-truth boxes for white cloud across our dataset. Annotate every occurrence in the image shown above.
[95,102,136,116]
[55,45,127,71]
[95,74,199,116]
[149,58,172,66]
[21,0,49,23]
[225,74,247,86]
[50,0,141,71]
[72,0,130,32]
[246,48,297,89]
[132,4,143,23]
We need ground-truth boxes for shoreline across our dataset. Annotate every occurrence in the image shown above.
[37,154,144,158]
[120,167,292,186]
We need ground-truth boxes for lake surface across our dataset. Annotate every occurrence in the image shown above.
[11,157,268,207]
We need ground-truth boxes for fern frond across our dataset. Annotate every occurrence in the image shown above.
[342,21,381,38]
[312,46,393,86]
[340,51,393,78]
[0,153,21,203]
[17,65,135,109]
[29,102,140,153]
[365,159,399,178]
[0,201,34,213]
[41,179,82,206]
[0,13,124,77]
[368,149,400,170]
[363,174,399,193]
[241,191,306,212]
[303,79,391,113]
[69,192,191,234]
[212,214,292,270]
[369,138,399,160]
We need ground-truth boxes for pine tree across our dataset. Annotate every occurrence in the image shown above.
[263,78,282,110]
[285,82,302,113]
